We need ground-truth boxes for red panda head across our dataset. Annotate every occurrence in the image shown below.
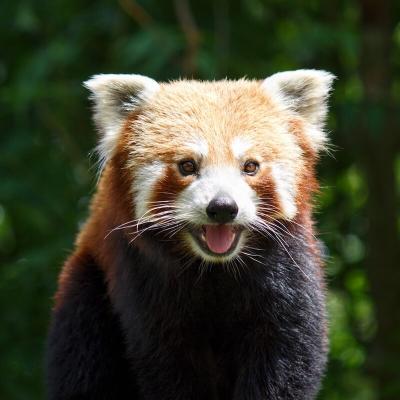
[85,71,334,263]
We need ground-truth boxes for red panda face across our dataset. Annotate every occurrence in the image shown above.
[85,72,334,263]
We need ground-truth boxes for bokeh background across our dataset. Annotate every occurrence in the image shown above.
[1,0,399,399]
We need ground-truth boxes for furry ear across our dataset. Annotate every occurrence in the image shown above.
[261,69,335,125]
[84,74,159,169]
[261,70,335,151]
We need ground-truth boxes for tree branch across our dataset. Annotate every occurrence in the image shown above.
[118,0,154,28]
[173,0,200,77]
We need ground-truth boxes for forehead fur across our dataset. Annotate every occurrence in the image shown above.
[127,79,298,165]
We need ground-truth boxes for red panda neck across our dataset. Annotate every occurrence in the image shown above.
[76,145,133,269]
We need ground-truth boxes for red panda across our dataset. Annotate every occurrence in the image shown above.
[46,70,335,400]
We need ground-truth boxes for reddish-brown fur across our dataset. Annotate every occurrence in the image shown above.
[55,80,324,309]
[48,74,334,400]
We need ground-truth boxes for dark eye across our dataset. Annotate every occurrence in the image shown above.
[243,160,259,175]
[178,159,197,176]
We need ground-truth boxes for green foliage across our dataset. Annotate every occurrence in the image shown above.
[1,1,399,399]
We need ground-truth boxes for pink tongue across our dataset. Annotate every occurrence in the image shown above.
[204,225,235,254]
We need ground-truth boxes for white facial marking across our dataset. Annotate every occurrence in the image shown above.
[187,138,208,158]
[270,162,297,220]
[176,165,258,261]
[177,166,257,225]
[231,137,253,160]
[133,161,165,219]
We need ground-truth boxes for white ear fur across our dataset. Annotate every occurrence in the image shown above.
[84,74,159,169]
[261,69,335,151]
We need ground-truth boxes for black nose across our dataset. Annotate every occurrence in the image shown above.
[206,195,238,223]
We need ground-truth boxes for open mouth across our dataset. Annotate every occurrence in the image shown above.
[190,224,243,256]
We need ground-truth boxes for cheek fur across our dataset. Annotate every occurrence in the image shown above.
[288,119,320,213]
[149,165,192,213]
[247,169,280,221]
[133,161,166,219]
[270,162,298,220]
